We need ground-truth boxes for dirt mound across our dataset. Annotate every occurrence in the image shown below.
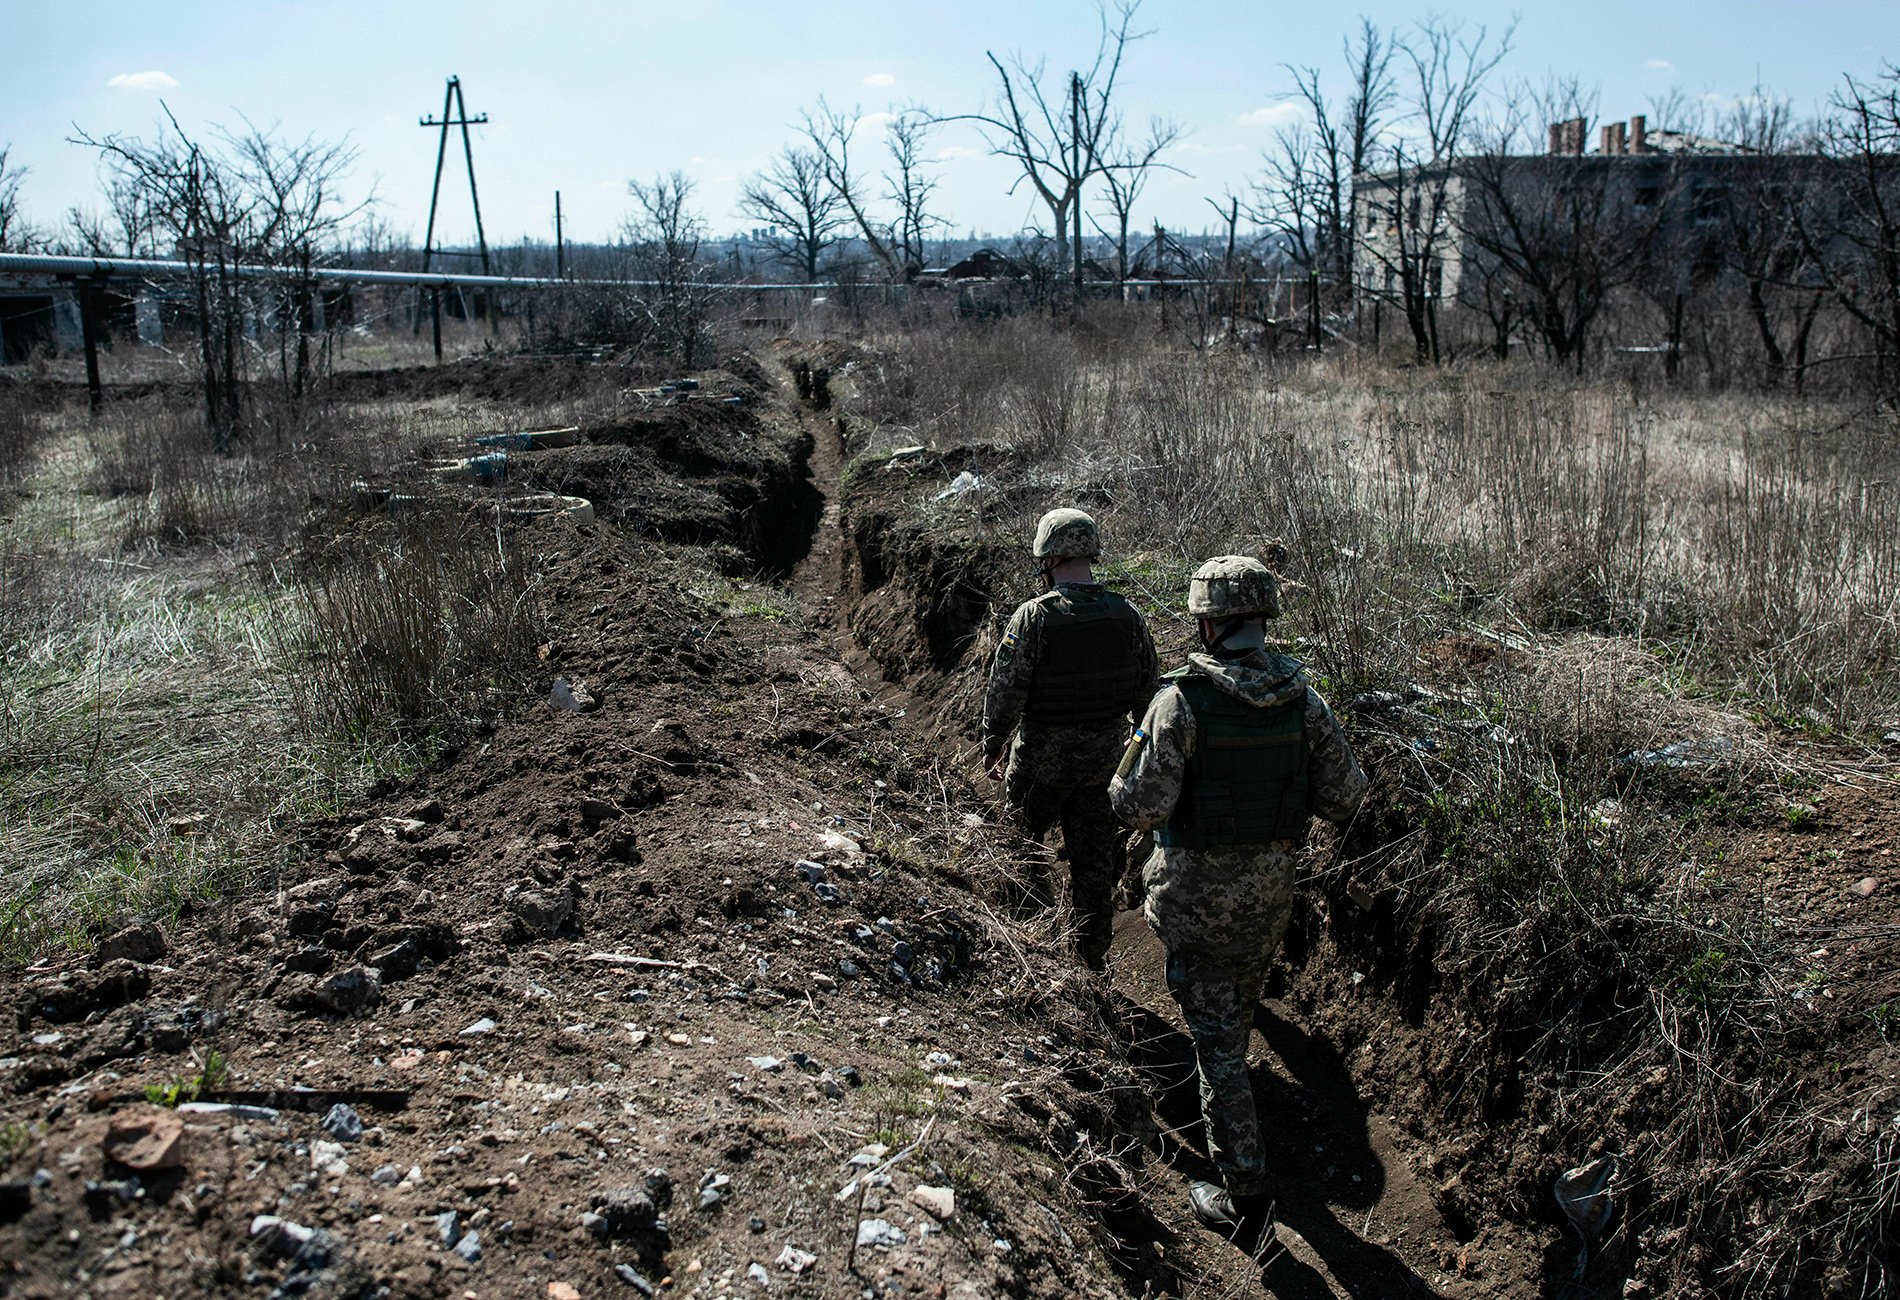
[0,360,1149,1299]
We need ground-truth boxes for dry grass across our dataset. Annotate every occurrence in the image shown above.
[832,311,1900,1298]
[0,345,592,963]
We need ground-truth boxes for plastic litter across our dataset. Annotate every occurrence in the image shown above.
[1553,1155,1618,1280]
[1620,737,1733,770]
[932,470,986,501]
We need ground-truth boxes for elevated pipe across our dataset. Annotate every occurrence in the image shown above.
[0,252,1235,292]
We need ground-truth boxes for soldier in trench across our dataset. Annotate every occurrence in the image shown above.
[980,508,1158,974]
[1109,554,1367,1236]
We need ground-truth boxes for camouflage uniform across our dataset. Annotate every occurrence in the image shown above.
[982,582,1158,970]
[1109,648,1365,1197]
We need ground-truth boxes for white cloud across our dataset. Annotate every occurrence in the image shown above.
[850,110,898,137]
[1236,103,1302,128]
[862,73,897,88]
[934,144,982,161]
[1647,58,1673,72]
[690,154,707,164]
[108,70,179,91]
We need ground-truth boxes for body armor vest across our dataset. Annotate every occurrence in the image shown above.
[1156,667,1310,849]
[1022,591,1148,727]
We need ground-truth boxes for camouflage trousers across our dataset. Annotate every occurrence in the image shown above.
[1163,939,1277,1198]
[1004,774,1122,973]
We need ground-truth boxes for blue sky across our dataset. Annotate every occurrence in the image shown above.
[4,1,1893,248]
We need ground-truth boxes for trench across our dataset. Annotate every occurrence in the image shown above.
[765,357,1531,1300]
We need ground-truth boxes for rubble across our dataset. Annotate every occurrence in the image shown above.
[102,1110,185,1171]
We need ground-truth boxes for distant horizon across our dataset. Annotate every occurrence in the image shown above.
[4,1,1891,251]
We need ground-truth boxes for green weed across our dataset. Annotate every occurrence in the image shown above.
[143,1049,229,1108]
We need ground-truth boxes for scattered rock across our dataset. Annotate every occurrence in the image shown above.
[507,876,580,939]
[776,1244,816,1273]
[309,964,382,1016]
[103,1110,185,1171]
[811,973,837,992]
[795,860,826,884]
[614,1263,657,1295]
[933,1074,972,1095]
[550,678,599,713]
[461,1017,498,1037]
[697,1170,731,1211]
[548,1284,583,1300]
[747,1262,770,1286]
[26,961,151,1024]
[855,1218,906,1249]
[83,1178,143,1209]
[279,945,332,975]
[0,1178,33,1224]
[367,939,420,981]
[747,1055,783,1073]
[588,1184,664,1239]
[812,882,842,904]
[310,1139,350,1177]
[406,798,445,824]
[579,797,622,825]
[95,921,167,965]
[168,813,208,837]
[1853,877,1879,898]
[371,1164,402,1186]
[911,1185,956,1219]
[436,1209,461,1245]
[320,1103,365,1143]
[250,1215,336,1267]
[453,1229,481,1262]
[748,1214,767,1233]
[286,876,342,905]
[818,1073,846,1100]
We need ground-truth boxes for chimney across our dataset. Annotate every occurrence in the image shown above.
[1600,124,1616,154]
[1549,121,1564,155]
[1567,117,1588,154]
[1630,115,1648,155]
[1606,121,1628,155]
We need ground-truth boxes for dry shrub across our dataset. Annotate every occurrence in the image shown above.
[837,310,1898,1297]
[274,508,545,741]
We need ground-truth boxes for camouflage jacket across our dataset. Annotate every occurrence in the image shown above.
[1109,649,1367,956]
[981,582,1158,785]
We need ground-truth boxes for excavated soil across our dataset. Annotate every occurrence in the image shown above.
[4,345,1895,1300]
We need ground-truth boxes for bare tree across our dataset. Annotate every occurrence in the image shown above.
[1090,116,1181,280]
[1262,21,1397,309]
[1704,88,1828,388]
[1356,18,1513,362]
[1457,82,1661,369]
[625,170,711,366]
[801,100,904,281]
[739,144,845,281]
[958,0,1148,288]
[0,146,43,252]
[882,112,942,274]
[1796,64,1900,386]
[73,109,362,444]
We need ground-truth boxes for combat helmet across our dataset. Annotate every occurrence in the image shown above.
[1187,554,1281,620]
[1032,508,1102,560]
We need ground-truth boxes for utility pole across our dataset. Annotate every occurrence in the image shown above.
[416,75,492,359]
[554,191,564,279]
[1070,72,1084,290]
